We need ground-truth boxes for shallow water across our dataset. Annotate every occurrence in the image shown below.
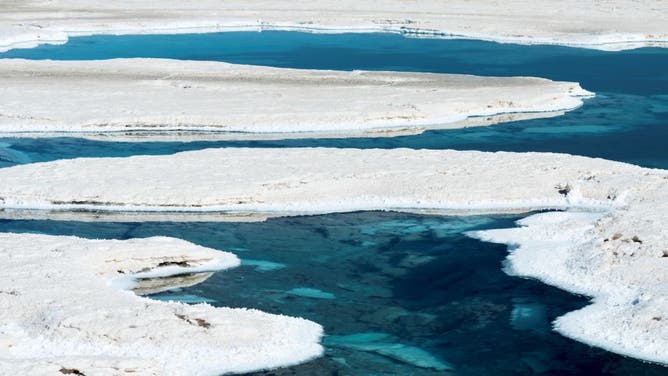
[1,32,668,374]
[1,32,668,168]
[1,212,665,375]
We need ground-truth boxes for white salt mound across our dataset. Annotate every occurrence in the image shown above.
[0,233,323,375]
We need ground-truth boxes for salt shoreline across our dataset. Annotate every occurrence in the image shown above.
[1,1,667,52]
[470,210,668,365]
[0,58,591,139]
[1,147,666,366]
[0,149,666,368]
[0,233,323,375]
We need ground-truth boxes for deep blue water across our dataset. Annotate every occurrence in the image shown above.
[2,32,665,95]
[1,213,665,375]
[1,32,668,375]
[1,32,667,169]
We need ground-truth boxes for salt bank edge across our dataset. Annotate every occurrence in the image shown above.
[0,148,666,366]
[1,0,668,52]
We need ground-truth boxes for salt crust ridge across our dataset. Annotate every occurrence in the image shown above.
[0,59,591,139]
[0,234,323,375]
[0,0,667,52]
[0,148,645,216]
[0,148,665,365]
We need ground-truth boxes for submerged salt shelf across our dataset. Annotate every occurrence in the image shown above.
[2,213,666,375]
[0,58,591,138]
[1,0,667,52]
[0,233,323,375]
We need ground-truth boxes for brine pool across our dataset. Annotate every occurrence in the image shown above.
[1,32,667,169]
[1,32,667,375]
[1,212,665,375]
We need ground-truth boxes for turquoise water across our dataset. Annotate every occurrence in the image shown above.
[1,213,665,375]
[2,32,665,95]
[1,32,668,375]
[1,32,668,168]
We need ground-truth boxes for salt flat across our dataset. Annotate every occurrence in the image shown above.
[0,148,646,215]
[0,147,665,365]
[0,234,323,376]
[0,58,590,139]
[1,1,666,369]
[1,0,667,51]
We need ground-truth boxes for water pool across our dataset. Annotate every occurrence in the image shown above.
[1,32,667,168]
[1,32,667,374]
[1,212,665,375]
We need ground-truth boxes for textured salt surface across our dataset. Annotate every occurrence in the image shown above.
[0,148,641,216]
[470,210,668,365]
[0,59,591,138]
[0,233,323,375]
[1,1,667,52]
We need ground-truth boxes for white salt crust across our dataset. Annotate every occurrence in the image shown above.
[0,234,323,375]
[1,1,667,52]
[0,59,591,139]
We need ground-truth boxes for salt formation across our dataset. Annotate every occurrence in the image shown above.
[0,234,323,375]
[0,59,591,139]
[0,148,665,364]
[1,1,667,52]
